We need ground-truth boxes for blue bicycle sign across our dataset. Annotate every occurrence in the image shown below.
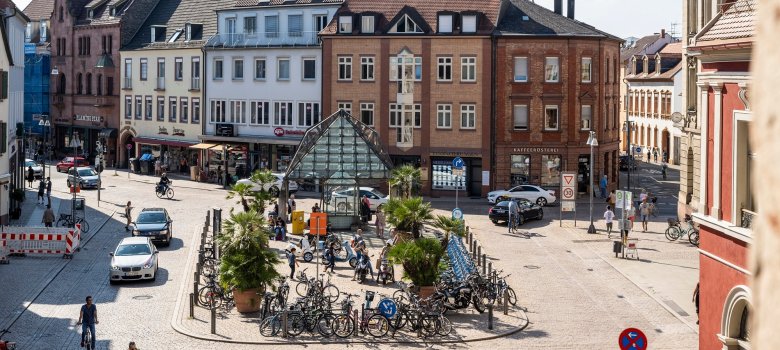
[377,298,397,318]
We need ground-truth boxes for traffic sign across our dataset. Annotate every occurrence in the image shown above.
[635,147,642,153]
[452,208,463,220]
[378,298,397,318]
[619,328,647,350]
[561,201,575,212]
[562,187,575,201]
[452,157,464,169]
[561,173,576,188]
[452,168,464,176]
[615,190,633,210]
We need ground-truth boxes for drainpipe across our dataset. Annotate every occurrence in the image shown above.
[490,33,497,194]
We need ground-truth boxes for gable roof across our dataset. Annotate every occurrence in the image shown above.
[620,33,670,62]
[659,42,682,55]
[320,0,502,35]
[23,0,55,20]
[696,0,755,43]
[496,0,621,41]
[123,0,233,50]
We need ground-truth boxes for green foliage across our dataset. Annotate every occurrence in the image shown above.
[217,211,280,291]
[226,169,278,213]
[388,165,421,199]
[431,215,466,249]
[383,197,433,239]
[387,237,445,287]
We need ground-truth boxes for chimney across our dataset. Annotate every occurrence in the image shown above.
[567,0,575,19]
[554,0,562,15]
[660,29,666,38]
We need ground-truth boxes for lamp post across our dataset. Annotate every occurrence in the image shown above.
[586,131,598,234]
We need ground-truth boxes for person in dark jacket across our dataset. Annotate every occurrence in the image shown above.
[27,166,35,188]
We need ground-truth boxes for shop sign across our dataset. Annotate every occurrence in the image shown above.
[172,127,185,137]
[274,127,306,137]
[513,147,559,153]
[74,115,103,122]
[430,152,481,158]
[158,126,168,135]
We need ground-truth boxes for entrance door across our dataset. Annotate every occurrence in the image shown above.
[469,161,482,197]
[577,155,590,193]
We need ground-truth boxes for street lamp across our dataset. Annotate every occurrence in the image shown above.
[586,131,598,234]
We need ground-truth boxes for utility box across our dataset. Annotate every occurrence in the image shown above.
[309,213,328,236]
[291,210,305,235]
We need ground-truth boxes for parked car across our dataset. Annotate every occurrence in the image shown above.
[56,156,89,172]
[487,184,557,206]
[488,198,544,225]
[327,187,389,212]
[66,167,101,189]
[24,159,43,178]
[235,172,298,197]
[109,237,159,283]
[619,155,638,171]
[131,208,173,247]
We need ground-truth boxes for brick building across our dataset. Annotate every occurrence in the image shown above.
[493,0,622,194]
[320,0,501,197]
[49,0,159,167]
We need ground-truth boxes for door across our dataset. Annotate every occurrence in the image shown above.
[470,161,481,197]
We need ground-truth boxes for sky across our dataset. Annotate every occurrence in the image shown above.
[10,0,682,39]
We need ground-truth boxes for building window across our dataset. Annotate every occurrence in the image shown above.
[192,98,201,123]
[277,58,290,80]
[461,57,476,82]
[541,155,562,187]
[338,56,352,80]
[134,96,142,119]
[339,16,352,33]
[513,104,528,130]
[303,58,316,80]
[514,57,528,82]
[233,58,244,80]
[124,96,132,119]
[361,15,374,33]
[390,56,422,81]
[360,56,374,81]
[145,96,152,120]
[180,98,189,123]
[314,15,328,33]
[360,102,374,126]
[210,99,226,123]
[438,57,452,81]
[85,73,92,95]
[169,97,178,122]
[389,104,421,127]
[213,58,223,80]
[254,58,266,80]
[274,102,293,126]
[438,15,453,33]
[107,77,113,96]
[544,105,559,130]
[460,104,476,129]
[157,96,165,121]
[298,102,321,127]
[462,15,477,33]
[337,102,351,114]
[191,57,201,90]
[510,155,530,186]
[545,57,560,82]
[123,59,132,88]
[156,58,165,89]
[437,104,452,129]
[288,14,303,37]
[250,101,270,125]
[244,16,256,35]
[174,57,183,81]
[229,100,246,124]
[581,57,592,83]
[265,15,278,38]
[581,105,592,130]
[77,73,83,94]
[137,58,147,81]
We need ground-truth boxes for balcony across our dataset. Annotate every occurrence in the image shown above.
[52,94,64,105]
[156,77,165,90]
[396,126,413,149]
[205,31,320,48]
[740,209,756,230]
[190,77,200,91]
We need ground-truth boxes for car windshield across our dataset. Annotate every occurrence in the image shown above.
[25,161,36,167]
[137,212,167,223]
[369,189,385,198]
[77,169,97,177]
[115,243,152,256]
[497,201,512,207]
[63,157,73,162]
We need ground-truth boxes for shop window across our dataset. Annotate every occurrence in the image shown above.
[298,102,320,127]
[510,155,530,186]
[432,159,466,190]
[540,155,561,187]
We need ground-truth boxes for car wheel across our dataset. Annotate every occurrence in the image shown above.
[518,215,525,226]
[164,236,171,247]
[536,197,548,207]
[66,180,70,188]
[269,186,280,197]
[491,219,498,224]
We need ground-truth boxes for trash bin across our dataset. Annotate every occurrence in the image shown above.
[140,160,150,174]
[309,213,328,236]
[291,210,305,235]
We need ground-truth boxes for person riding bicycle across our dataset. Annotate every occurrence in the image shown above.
[76,295,98,348]
[662,162,668,180]
[157,172,171,193]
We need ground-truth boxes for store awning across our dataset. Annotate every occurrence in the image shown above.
[133,137,198,148]
[98,128,117,138]
[189,142,218,150]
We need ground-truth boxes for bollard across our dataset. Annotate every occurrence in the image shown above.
[211,307,216,334]
[282,309,289,338]
[504,290,509,315]
[477,245,481,263]
[488,262,492,277]
[488,304,494,330]
[189,293,195,318]
[468,232,473,246]
[206,210,210,228]
[482,254,487,275]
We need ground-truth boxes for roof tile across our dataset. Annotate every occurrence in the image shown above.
[697,0,756,42]
[124,0,234,50]
[497,0,621,41]
[23,0,54,20]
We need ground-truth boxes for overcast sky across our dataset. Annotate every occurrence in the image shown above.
[11,0,682,39]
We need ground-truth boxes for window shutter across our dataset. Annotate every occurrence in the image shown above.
[0,122,7,154]
[0,70,5,100]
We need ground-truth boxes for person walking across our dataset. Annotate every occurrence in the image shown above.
[42,204,55,227]
[288,195,296,216]
[604,205,615,238]
[693,283,700,325]
[37,180,46,204]
[608,190,616,209]
[287,247,299,279]
[46,177,52,206]
[124,201,133,231]
[599,175,608,198]
[639,199,650,232]
[325,243,336,273]
[77,295,99,348]
[662,162,668,180]
[375,204,386,239]
[27,166,34,188]
[646,150,651,163]
[653,149,658,163]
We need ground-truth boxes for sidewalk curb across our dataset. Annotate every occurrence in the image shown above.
[170,224,531,345]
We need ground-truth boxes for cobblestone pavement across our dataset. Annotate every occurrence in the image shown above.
[0,169,698,349]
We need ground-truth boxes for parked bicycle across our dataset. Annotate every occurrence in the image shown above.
[198,274,234,310]
[57,214,90,233]
[665,215,699,246]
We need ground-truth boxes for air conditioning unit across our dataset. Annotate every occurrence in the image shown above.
[215,123,234,137]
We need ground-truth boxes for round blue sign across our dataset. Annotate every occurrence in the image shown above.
[378,298,397,318]
[619,328,647,350]
[635,147,642,153]
[452,157,465,169]
[452,208,463,220]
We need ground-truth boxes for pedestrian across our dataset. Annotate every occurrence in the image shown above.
[76,295,99,348]
[662,162,668,180]
[693,283,700,325]
[639,199,650,232]
[311,203,320,213]
[653,149,658,163]
[287,247,299,279]
[154,158,161,176]
[37,180,45,204]
[287,194,296,215]
[325,243,336,273]
[608,190,616,209]
[216,165,223,185]
[42,204,55,227]
[599,175,608,199]
[647,150,651,162]
[360,195,371,223]
[27,166,34,188]
[46,177,52,206]
[125,201,133,231]
[375,204,386,239]
[604,205,615,238]
[662,150,668,163]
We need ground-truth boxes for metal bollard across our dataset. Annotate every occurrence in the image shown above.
[488,304,494,330]
[206,210,210,228]
[468,231,473,246]
[477,245,481,263]
[482,254,487,275]
[282,310,289,338]
[504,290,509,315]
[488,262,492,276]
[189,293,195,318]
[211,307,216,334]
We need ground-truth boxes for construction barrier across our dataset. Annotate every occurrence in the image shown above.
[0,239,7,264]
[0,226,81,260]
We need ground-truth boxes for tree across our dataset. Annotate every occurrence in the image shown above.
[387,237,445,287]
[384,197,434,239]
[218,211,280,291]
[226,169,279,213]
[389,164,421,199]
[431,215,466,249]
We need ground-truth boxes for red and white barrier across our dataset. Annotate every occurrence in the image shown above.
[0,239,7,264]
[0,226,81,259]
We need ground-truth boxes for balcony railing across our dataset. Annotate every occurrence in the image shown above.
[396,126,413,149]
[191,76,200,90]
[123,77,132,89]
[740,209,756,230]
[156,77,165,90]
[205,31,320,48]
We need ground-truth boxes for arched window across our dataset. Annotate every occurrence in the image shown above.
[96,74,102,95]
[77,73,83,94]
[720,285,751,350]
[59,74,66,94]
[59,6,64,21]
[86,73,92,95]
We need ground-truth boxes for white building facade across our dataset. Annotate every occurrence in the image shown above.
[203,0,342,175]
[3,4,28,222]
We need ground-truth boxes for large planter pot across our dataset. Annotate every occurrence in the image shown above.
[233,287,262,313]
[417,286,436,299]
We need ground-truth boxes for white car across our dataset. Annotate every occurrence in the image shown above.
[328,187,389,212]
[109,237,159,283]
[487,185,557,206]
[24,159,43,178]
[235,172,298,197]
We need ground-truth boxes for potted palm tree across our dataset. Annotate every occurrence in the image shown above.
[383,197,434,240]
[218,210,280,313]
[387,237,445,298]
[388,165,421,199]
[226,170,279,214]
[431,215,466,249]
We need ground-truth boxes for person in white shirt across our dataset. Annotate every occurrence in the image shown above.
[604,206,615,238]
[507,199,520,233]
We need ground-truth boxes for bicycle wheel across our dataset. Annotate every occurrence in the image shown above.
[260,315,281,337]
[155,188,164,198]
[393,290,409,304]
[286,312,305,337]
[365,314,390,337]
[332,314,355,338]
[76,219,89,233]
[664,227,680,241]
[201,259,218,276]
[323,285,339,303]
[296,281,308,297]
[56,218,68,227]
[419,315,439,337]
[198,286,222,309]
[506,287,518,306]
[317,313,337,337]
[84,327,94,350]
[472,294,486,313]
[436,315,453,336]
[166,188,174,199]
[689,229,700,247]
[389,310,407,330]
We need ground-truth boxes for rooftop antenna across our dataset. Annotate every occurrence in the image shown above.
[670,22,680,38]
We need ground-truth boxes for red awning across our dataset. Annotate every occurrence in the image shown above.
[133,137,198,148]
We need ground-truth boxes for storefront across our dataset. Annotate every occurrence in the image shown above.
[199,135,303,176]
[133,137,198,175]
[427,153,483,196]
[53,123,117,166]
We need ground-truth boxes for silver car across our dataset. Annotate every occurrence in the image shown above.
[109,237,159,283]
[67,167,101,189]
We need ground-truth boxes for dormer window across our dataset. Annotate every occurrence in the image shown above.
[438,14,453,33]
[391,15,422,33]
[40,21,48,41]
[88,9,94,18]
[631,57,638,74]
[185,23,203,41]
[462,14,477,33]
[339,16,353,33]
[642,56,649,75]
[655,54,662,74]
[361,15,374,34]
[152,26,166,43]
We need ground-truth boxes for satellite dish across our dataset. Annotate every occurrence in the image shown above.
[671,112,683,123]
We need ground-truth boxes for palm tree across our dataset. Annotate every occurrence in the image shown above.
[225,169,279,213]
[389,165,421,199]
[226,182,254,212]
[431,215,466,249]
[218,211,280,291]
[384,197,434,239]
